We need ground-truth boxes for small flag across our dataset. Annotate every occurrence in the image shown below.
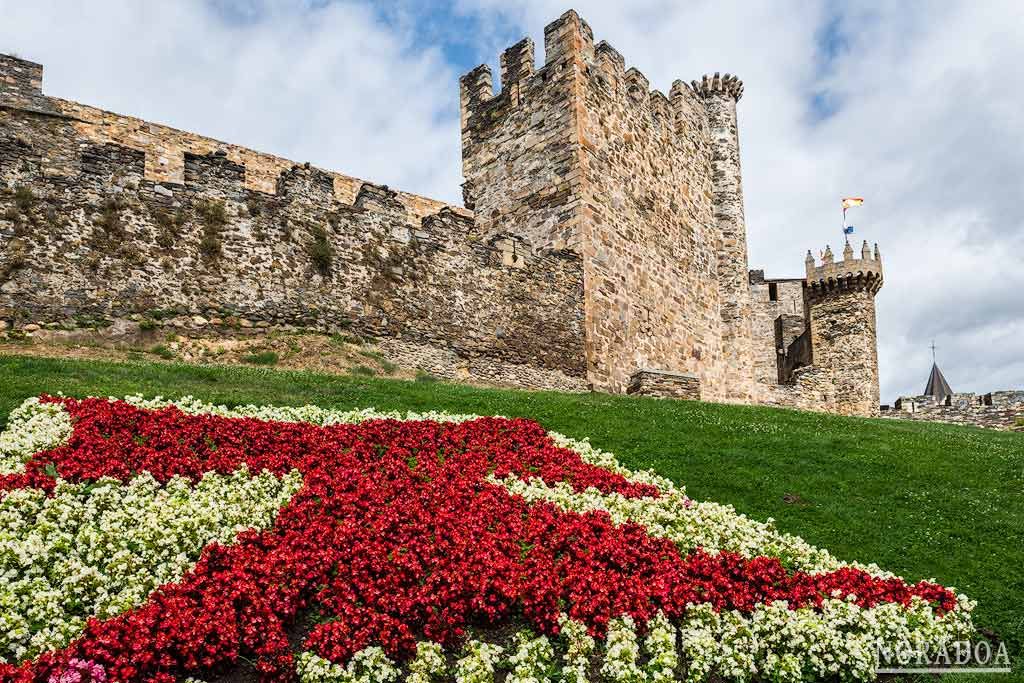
[842,197,864,210]
[844,225,855,234]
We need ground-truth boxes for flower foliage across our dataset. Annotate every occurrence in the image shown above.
[0,395,974,683]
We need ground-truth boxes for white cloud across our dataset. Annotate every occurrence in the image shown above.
[2,0,1021,402]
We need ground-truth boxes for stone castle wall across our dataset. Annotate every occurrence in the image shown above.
[883,391,1024,431]
[578,36,728,399]
[0,56,587,391]
[0,54,448,220]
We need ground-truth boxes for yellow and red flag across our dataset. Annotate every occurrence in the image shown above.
[841,197,864,236]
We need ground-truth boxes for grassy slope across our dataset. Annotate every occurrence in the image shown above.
[2,354,1021,679]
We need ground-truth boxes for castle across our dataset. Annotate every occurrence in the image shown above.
[0,10,885,417]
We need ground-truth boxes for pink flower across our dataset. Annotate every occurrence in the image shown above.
[48,659,106,683]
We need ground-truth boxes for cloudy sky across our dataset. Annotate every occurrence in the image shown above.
[2,0,1021,402]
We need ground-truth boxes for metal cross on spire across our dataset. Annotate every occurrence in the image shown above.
[930,340,937,363]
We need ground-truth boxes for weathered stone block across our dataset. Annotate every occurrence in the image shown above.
[626,369,701,400]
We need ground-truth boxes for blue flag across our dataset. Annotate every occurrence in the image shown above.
[844,225,855,234]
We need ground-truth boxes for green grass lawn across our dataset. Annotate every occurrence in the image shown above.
[2,353,1021,681]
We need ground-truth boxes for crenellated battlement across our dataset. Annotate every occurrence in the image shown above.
[594,41,625,77]
[459,10,591,127]
[0,54,42,99]
[649,90,671,123]
[460,11,726,143]
[184,150,246,198]
[624,67,650,96]
[499,38,535,104]
[690,72,744,102]
[276,162,336,205]
[805,240,884,299]
[0,54,60,115]
[543,9,595,67]
[354,182,405,216]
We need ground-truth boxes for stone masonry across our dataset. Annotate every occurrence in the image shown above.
[882,391,1024,431]
[1,11,890,415]
[461,14,730,399]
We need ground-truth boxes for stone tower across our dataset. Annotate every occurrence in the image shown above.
[691,74,756,403]
[804,240,884,416]
[460,10,755,400]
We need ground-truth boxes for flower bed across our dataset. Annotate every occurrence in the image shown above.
[0,396,975,683]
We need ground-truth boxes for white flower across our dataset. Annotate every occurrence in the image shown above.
[296,647,398,683]
[0,398,72,475]
[645,612,679,683]
[406,641,446,683]
[506,630,555,683]
[558,614,595,683]
[454,640,504,683]
[601,615,646,683]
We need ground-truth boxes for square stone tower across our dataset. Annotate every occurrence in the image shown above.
[460,10,757,400]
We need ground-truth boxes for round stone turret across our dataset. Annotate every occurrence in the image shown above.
[693,70,755,402]
[803,240,884,417]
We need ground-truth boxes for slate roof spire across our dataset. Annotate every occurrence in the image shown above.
[923,363,953,402]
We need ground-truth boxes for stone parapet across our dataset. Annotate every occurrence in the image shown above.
[0,86,588,389]
[0,54,451,219]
